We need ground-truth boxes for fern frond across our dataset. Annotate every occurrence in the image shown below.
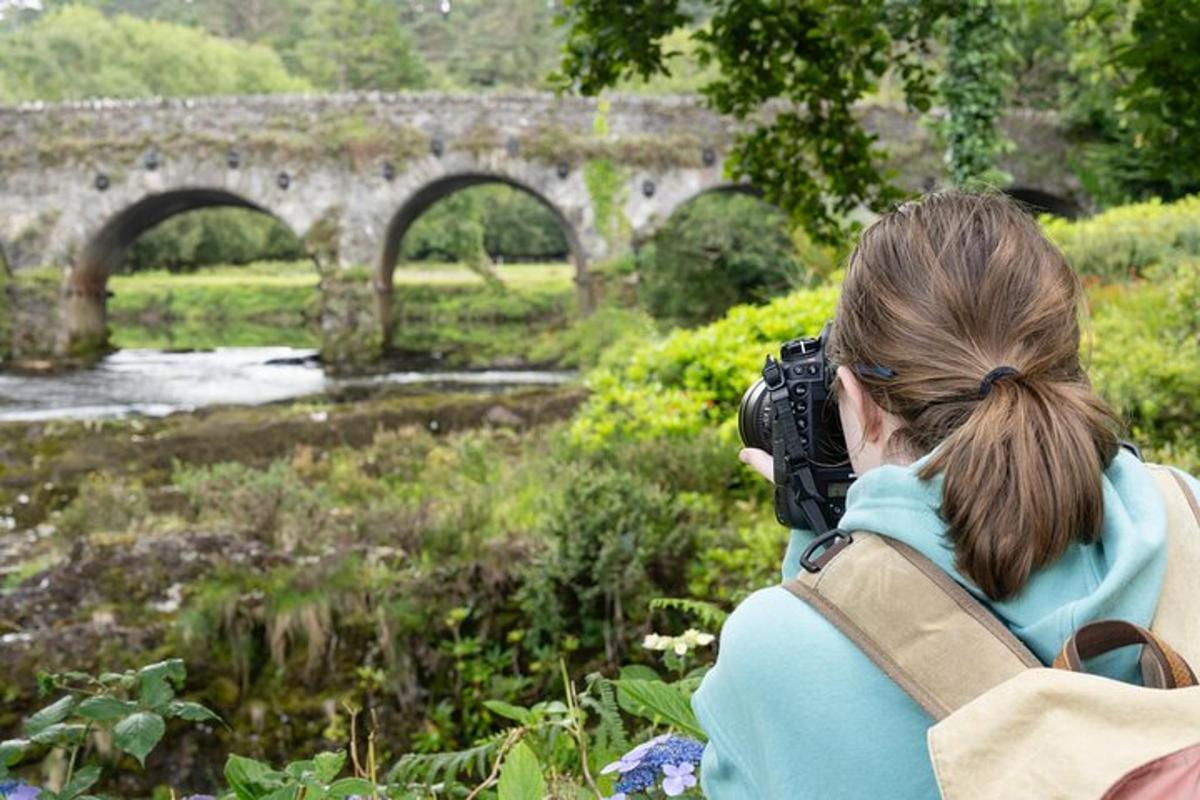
[583,672,629,754]
[385,730,508,788]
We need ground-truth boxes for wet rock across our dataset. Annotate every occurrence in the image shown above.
[483,404,525,428]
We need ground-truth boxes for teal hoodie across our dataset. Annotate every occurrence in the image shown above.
[691,450,1200,799]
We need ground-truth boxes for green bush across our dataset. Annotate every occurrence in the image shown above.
[173,461,335,551]
[57,473,150,538]
[572,283,839,446]
[1088,259,1200,451]
[1043,195,1200,280]
[637,193,819,326]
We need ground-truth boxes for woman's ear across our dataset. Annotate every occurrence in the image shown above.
[836,365,884,442]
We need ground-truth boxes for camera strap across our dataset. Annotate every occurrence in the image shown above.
[764,359,831,532]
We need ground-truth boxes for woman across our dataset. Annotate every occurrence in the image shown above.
[691,191,1200,799]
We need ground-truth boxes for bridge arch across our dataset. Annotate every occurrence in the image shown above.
[375,172,588,347]
[378,173,586,291]
[64,188,301,353]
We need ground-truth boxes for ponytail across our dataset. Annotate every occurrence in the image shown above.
[921,377,1119,600]
[832,190,1123,601]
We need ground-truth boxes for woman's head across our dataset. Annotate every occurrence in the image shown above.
[829,190,1121,600]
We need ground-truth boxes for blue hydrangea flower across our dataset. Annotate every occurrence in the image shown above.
[0,780,41,800]
[603,735,704,798]
[661,762,697,796]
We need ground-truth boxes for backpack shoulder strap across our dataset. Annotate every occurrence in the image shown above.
[1146,465,1200,666]
[782,532,1040,721]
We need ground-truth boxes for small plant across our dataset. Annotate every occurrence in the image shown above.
[222,750,375,800]
[0,660,220,799]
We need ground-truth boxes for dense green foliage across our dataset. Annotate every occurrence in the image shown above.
[0,0,565,99]
[122,210,305,274]
[940,0,1012,185]
[1042,195,1200,281]
[557,0,944,241]
[636,192,816,326]
[1112,0,1200,199]
[0,6,309,102]
[293,0,427,91]
[401,186,569,265]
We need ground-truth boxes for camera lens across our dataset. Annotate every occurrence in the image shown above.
[737,379,773,453]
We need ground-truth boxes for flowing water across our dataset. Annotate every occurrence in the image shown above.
[0,348,576,422]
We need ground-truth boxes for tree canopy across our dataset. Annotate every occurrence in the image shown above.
[0,5,309,101]
[554,0,970,241]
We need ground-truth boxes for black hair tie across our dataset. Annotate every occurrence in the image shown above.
[978,366,1020,398]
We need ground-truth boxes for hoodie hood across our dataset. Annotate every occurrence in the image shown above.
[782,449,1176,673]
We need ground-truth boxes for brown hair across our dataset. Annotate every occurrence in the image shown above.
[829,191,1121,600]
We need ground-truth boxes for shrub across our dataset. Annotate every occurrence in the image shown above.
[173,461,335,551]
[57,472,150,538]
[1043,194,1200,280]
[516,431,729,657]
[1088,259,1200,448]
[572,283,839,446]
[637,193,818,326]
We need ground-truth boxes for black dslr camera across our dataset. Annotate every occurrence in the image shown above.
[737,325,855,532]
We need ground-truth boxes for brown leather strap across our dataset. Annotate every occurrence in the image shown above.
[783,532,1040,720]
[1052,619,1198,689]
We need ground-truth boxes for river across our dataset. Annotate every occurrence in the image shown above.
[0,348,576,422]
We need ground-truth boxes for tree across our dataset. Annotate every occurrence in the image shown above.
[1113,0,1200,199]
[295,0,428,91]
[637,193,814,326]
[0,6,310,102]
[554,1,1016,242]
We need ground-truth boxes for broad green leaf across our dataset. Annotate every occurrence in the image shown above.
[497,741,545,800]
[112,711,165,766]
[61,764,102,799]
[299,781,327,800]
[137,659,187,686]
[138,674,174,711]
[137,660,186,710]
[483,700,533,725]
[30,723,88,747]
[313,751,346,783]
[284,758,315,780]
[0,738,29,766]
[618,664,660,682]
[614,679,705,740]
[261,788,300,800]
[165,701,222,724]
[225,754,286,800]
[24,696,76,737]
[328,778,375,798]
[77,696,138,721]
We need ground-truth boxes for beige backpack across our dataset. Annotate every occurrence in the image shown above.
[784,465,1200,799]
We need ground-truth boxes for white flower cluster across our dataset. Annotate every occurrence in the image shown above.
[642,628,716,656]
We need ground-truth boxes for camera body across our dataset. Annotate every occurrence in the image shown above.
[738,326,855,532]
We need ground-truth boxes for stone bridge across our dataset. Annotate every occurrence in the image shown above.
[0,90,1084,357]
